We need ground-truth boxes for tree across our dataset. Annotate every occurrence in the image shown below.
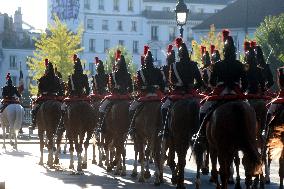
[191,25,224,66]
[105,45,137,77]
[28,16,83,95]
[255,14,284,65]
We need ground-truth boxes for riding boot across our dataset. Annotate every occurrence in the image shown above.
[30,109,37,130]
[262,113,272,139]
[158,108,169,138]
[96,112,105,133]
[192,113,207,143]
[128,110,136,138]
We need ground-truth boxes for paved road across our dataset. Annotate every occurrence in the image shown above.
[0,128,280,189]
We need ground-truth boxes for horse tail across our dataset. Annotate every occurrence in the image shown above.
[15,105,24,131]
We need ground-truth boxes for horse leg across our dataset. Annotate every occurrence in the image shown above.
[131,142,138,178]
[98,134,104,167]
[138,143,145,183]
[92,139,97,164]
[243,153,253,189]
[38,130,44,165]
[202,146,210,175]
[194,143,204,189]
[54,129,64,165]
[83,132,93,169]
[144,145,151,179]
[176,150,187,189]
[219,157,230,189]
[76,135,84,171]
[47,132,54,167]
[121,147,126,176]
[69,140,74,169]
[2,125,6,149]
[63,133,68,154]
[228,163,235,184]
[279,148,284,189]
[265,150,272,184]
[168,145,177,185]
[210,148,220,187]
[234,152,242,189]
[153,138,162,186]
[13,128,18,151]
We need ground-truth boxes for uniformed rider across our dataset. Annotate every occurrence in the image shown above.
[92,57,108,95]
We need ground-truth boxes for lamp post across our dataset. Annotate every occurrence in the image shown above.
[175,0,189,38]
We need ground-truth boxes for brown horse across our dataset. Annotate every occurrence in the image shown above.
[36,100,61,167]
[64,100,95,171]
[162,98,200,189]
[207,100,262,189]
[103,99,130,175]
[132,101,163,185]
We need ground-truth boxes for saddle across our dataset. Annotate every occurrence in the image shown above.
[137,95,163,102]
[35,95,63,103]
[89,94,104,101]
[0,98,20,113]
[63,96,91,103]
[166,89,205,102]
[104,94,131,101]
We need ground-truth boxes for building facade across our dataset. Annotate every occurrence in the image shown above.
[47,0,231,70]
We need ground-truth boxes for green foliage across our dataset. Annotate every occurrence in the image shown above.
[255,14,284,65]
[105,45,137,77]
[28,16,83,95]
[191,25,224,66]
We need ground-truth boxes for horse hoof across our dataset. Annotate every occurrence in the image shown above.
[195,179,201,189]
[265,177,270,184]
[154,181,161,186]
[202,167,209,175]
[92,160,97,165]
[102,155,106,161]
[77,167,83,172]
[176,184,186,189]
[63,150,67,154]
[53,147,56,152]
[54,158,59,165]
[98,162,104,168]
[131,171,138,178]
[144,171,151,179]
[228,179,235,185]
[138,176,145,183]
[235,183,242,189]
[121,171,126,177]
[209,176,217,183]
[39,161,44,166]
[82,163,87,169]
[106,166,112,172]
[114,170,120,175]
[69,165,74,169]
[171,177,177,185]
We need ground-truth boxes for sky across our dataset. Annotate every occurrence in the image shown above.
[0,0,47,30]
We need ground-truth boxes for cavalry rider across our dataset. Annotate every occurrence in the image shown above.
[92,57,108,96]
[97,51,133,132]
[210,45,221,64]
[200,46,211,92]
[161,44,175,93]
[67,55,90,96]
[159,37,204,137]
[31,59,63,129]
[198,30,248,137]
[128,46,165,134]
[0,73,21,113]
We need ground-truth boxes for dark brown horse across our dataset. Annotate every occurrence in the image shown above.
[36,100,61,167]
[132,101,163,185]
[162,98,200,189]
[103,99,130,175]
[64,100,95,171]
[207,100,262,189]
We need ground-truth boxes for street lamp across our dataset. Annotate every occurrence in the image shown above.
[175,0,189,38]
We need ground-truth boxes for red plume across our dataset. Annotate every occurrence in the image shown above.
[201,46,206,55]
[95,57,99,65]
[6,73,10,80]
[210,45,215,55]
[244,41,250,52]
[45,59,49,67]
[250,40,257,48]
[175,37,183,48]
[115,49,121,62]
[167,44,173,55]
[141,55,145,66]
[73,54,78,62]
[222,29,230,42]
[144,45,150,56]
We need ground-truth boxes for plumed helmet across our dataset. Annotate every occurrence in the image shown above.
[244,41,250,52]
[73,54,78,62]
[210,45,215,55]
[166,44,175,65]
[115,49,122,62]
[175,37,183,49]
[6,73,12,86]
[201,46,206,55]
[45,58,49,67]
[167,44,173,56]
[95,57,105,74]
[144,45,150,56]
[250,40,257,48]
[222,29,230,42]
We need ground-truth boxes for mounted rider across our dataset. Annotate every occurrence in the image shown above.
[197,29,248,139]
[92,57,108,96]
[159,37,204,137]
[128,45,165,135]
[0,73,22,113]
[97,51,133,132]
[200,46,212,93]
[210,44,221,65]
[31,59,63,130]
[161,44,175,94]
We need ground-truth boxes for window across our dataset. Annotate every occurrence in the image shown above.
[117,21,123,31]
[10,55,17,69]
[128,0,133,11]
[145,6,152,11]
[169,27,176,42]
[89,39,95,52]
[84,0,90,9]
[163,7,171,12]
[89,63,94,75]
[113,0,119,11]
[98,0,104,10]
[118,40,124,46]
[151,26,158,41]
[104,39,110,52]
[131,21,137,32]
[133,41,139,54]
[102,20,108,30]
[87,19,94,30]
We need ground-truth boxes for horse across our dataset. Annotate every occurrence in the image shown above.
[102,99,130,175]
[131,100,163,185]
[36,99,62,167]
[63,99,95,171]
[0,103,24,150]
[161,98,200,189]
[206,100,262,189]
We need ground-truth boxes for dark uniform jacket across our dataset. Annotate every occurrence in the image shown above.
[137,66,165,93]
[170,61,204,92]
[38,75,63,96]
[2,86,21,99]
[109,71,132,95]
[210,59,248,91]
[68,74,90,96]
[93,73,108,95]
